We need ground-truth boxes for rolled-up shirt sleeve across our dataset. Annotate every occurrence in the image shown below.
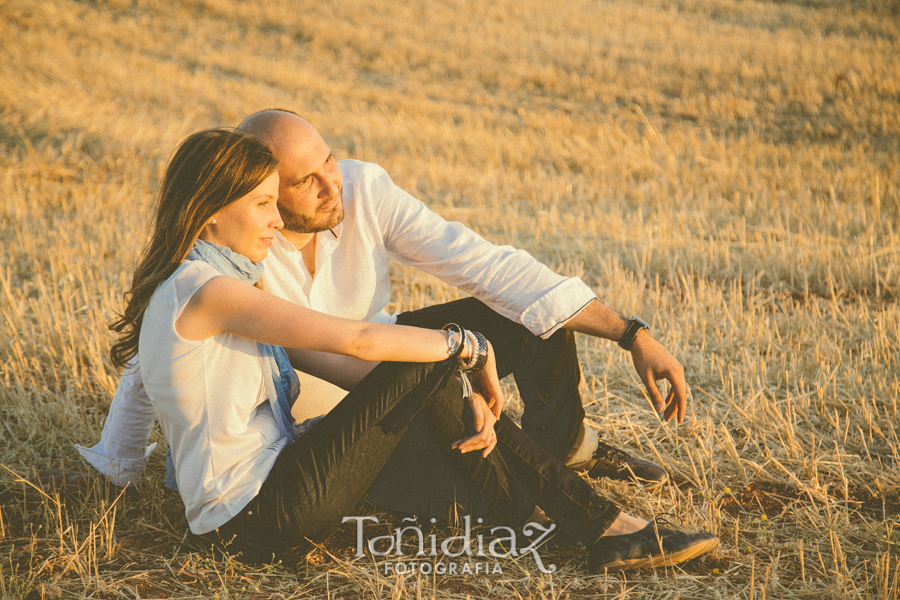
[75,357,157,487]
[366,164,597,337]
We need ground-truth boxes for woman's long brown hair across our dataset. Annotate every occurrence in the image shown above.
[109,129,278,368]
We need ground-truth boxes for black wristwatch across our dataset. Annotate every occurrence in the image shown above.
[617,315,650,350]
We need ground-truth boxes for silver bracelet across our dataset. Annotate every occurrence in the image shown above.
[442,323,465,357]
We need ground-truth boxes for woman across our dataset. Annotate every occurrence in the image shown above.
[109,128,717,571]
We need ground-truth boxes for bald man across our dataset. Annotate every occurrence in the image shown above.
[79,110,687,509]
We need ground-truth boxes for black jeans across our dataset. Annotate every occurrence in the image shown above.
[366,297,590,521]
[209,359,619,563]
[394,297,587,461]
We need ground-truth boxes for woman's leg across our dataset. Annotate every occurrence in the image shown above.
[209,358,461,561]
[213,353,621,562]
[367,402,717,572]
[368,401,621,546]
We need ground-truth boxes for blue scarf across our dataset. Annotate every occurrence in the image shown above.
[164,239,301,490]
[185,238,301,438]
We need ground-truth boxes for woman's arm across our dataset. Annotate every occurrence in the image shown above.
[179,275,505,455]
[178,275,454,362]
[178,276,504,414]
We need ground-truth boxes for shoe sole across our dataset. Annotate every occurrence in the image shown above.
[587,466,668,489]
[587,473,668,493]
[593,537,719,572]
[632,475,667,492]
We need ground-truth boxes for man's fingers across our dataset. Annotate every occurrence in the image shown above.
[663,387,677,421]
[630,334,690,422]
[665,372,688,423]
[675,381,688,423]
[659,382,688,423]
[643,373,666,414]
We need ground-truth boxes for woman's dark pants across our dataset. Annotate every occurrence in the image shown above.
[210,356,618,563]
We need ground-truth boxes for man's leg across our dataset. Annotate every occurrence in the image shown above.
[368,400,621,544]
[395,298,584,461]
[395,298,666,485]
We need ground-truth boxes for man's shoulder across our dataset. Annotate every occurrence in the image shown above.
[338,159,402,216]
[338,158,389,184]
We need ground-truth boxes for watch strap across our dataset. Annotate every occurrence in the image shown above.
[618,315,649,350]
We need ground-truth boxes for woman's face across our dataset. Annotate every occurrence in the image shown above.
[200,172,283,263]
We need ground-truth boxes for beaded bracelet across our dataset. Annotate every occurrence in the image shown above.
[471,331,489,372]
[461,330,489,373]
[442,324,488,372]
[459,329,477,370]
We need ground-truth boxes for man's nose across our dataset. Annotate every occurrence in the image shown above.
[319,174,340,198]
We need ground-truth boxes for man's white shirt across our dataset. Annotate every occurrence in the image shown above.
[77,160,598,486]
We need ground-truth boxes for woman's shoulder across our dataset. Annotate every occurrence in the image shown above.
[156,260,224,307]
[175,259,222,281]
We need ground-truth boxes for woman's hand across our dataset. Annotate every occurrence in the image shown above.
[468,340,504,419]
[451,392,498,458]
[451,340,504,458]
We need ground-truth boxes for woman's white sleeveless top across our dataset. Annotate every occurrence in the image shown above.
[140,261,289,534]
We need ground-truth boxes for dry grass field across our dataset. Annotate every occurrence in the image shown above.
[2,0,899,597]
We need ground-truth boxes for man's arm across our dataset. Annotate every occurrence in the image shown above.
[564,300,688,423]
[354,162,688,421]
[359,161,595,338]
[74,357,158,486]
[284,348,379,391]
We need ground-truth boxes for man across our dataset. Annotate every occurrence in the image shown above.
[77,110,686,502]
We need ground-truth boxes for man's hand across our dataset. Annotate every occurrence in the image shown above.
[451,392,499,458]
[629,331,687,423]
[565,299,689,423]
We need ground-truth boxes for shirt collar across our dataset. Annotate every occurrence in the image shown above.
[273,222,343,253]
[273,230,298,253]
[317,220,343,264]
